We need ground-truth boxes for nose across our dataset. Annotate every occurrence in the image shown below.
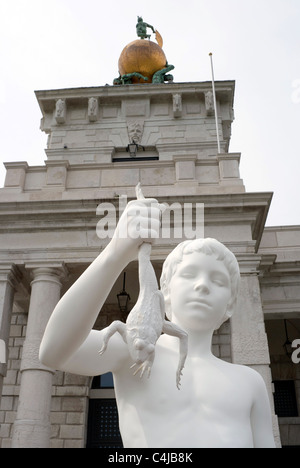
[193,277,210,294]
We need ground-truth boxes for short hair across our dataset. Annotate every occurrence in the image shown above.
[160,238,240,323]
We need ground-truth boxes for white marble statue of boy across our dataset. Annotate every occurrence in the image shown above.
[39,195,276,448]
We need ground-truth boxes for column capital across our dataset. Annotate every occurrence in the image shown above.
[25,261,68,285]
[0,263,22,290]
[235,253,262,276]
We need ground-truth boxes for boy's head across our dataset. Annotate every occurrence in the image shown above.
[160,238,240,329]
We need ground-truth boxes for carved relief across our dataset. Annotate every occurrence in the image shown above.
[88,97,99,122]
[205,91,214,116]
[173,93,182,118]
[127,119,144,144]
[55,99,66,124]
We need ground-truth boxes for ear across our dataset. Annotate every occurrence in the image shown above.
[215,301,235,330]
[225,300,235,320]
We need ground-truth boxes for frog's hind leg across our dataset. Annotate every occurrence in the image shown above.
[99,320,127,355]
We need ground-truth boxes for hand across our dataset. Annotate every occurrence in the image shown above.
[110,196,163,262]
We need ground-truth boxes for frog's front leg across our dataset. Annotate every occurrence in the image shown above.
[99,320,127,355]
[162,321,188,389]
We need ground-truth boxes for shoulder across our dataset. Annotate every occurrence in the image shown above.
[221,360,267,389]
[220,361,271,409]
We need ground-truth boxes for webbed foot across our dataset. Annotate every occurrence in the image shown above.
[130,361,152,379]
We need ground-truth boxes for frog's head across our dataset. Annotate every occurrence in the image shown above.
[132,339,155,364]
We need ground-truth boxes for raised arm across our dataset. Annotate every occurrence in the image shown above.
[39,196,161,372]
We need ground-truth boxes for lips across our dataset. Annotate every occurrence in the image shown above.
[187,298,211,307]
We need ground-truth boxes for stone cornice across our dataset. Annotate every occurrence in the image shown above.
[0,263,22,289]
[0,192,272,250]
[35,80,235,114]
[260,261,300,277]
[0,191,272,219]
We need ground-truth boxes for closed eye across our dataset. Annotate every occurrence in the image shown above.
[211,274,229,287]
[178,268,197,279]
[213,279,225,286]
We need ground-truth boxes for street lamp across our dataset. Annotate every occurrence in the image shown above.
[126,139,145,158]
[283,319,293,357]
[117,272,131,315]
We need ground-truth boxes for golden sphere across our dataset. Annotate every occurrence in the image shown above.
[118,39,167,83]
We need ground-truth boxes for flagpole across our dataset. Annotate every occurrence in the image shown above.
[209,52,221,154]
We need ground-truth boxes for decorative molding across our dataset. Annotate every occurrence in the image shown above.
[205,90,214,116]
[127,119,145,144]
[0,263,22,290]
[55,99,66,124]
[88,97,99,122]
[25,261,69,284]
[172,93,182,118]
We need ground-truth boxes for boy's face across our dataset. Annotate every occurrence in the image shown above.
[169,252,232,332]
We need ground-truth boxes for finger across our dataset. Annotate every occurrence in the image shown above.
[158,202,167,213]
[127,198,159,208]
[126,204,161,219]
[128,212,160,232]
[148,218,160,232]
[127,204,161,215]
[135,182,145,200]
[138,228,160,240]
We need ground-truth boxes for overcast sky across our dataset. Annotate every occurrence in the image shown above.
[0,0,299,227]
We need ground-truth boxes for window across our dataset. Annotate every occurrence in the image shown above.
[91,372,114,389]
[112,156,159,162]
[273,380,298,417]
[87,373,123,448]
[86,399,123,448]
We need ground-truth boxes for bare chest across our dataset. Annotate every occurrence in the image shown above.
[115,350,254,447]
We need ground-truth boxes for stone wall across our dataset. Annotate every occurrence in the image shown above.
[0,310,26,448]
[0,309,90,448]
[50,372,90,449]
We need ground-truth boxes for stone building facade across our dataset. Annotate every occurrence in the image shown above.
[0,81,299,448]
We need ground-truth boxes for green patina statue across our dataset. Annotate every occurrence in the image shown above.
[113,73,149,85]
[136,16,155,39]
[152,64,175,84]
[112,18,175,85]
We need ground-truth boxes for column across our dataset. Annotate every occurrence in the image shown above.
[230,255,281,446]
[0,264,21,404]
[11,264,67,448]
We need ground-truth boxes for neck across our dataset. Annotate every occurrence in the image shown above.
[168,319,215,359]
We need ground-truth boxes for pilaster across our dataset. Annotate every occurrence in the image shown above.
[3,162,28,192]
[231,254,281,446]
[217,153,243,187]
[44,160,69,190]
[0,264,22,403]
